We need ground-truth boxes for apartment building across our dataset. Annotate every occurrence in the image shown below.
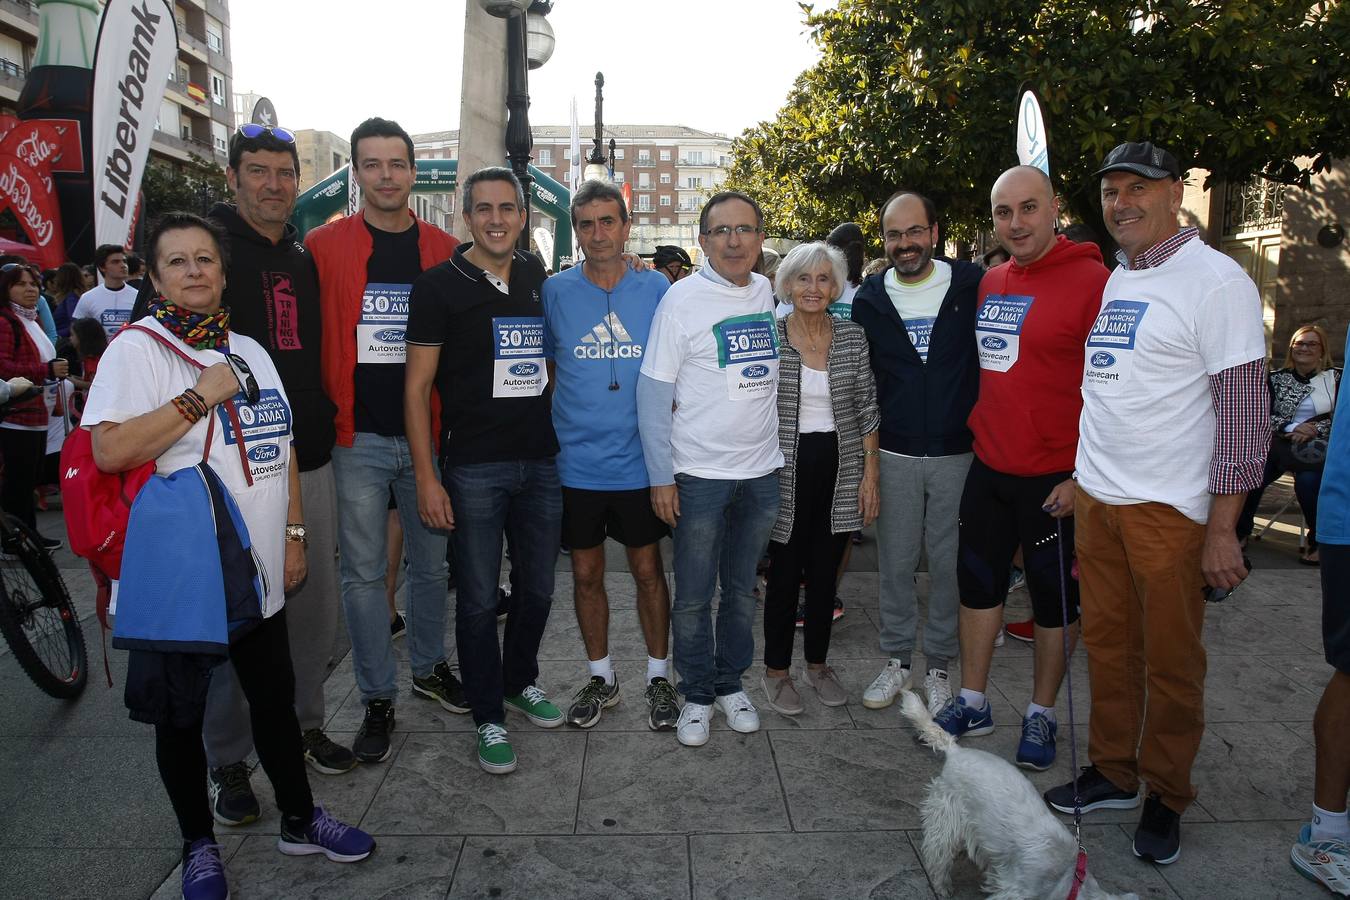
[293,128,349,191]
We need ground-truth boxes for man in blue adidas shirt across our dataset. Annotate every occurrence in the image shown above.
[542,180,681,732]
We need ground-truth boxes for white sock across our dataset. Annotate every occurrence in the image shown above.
[1026,702,1056,723]
[588,656,615,685]
[959,688,987,709]
[1313,804,1350,842]
[646,656,669,682]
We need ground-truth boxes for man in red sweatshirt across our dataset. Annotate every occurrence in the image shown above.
[934,166,1108,774]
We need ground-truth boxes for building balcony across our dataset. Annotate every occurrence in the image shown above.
[633,160,654,168]
[178,29,209,62]
[206,0,229,23]
[0,56,22,102]
[151,128,219,164]
[0,0,37,37]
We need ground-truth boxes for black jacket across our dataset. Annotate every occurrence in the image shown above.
[852,260,983,456]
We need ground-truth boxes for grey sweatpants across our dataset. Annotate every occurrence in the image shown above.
[204,462,340,767]
[874,451,972,668]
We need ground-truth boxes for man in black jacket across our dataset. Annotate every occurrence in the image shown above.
[852,190,982,717]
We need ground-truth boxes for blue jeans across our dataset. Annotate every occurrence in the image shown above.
[445,459,562,726]
[332,433,449,703]
[670,472,780,705]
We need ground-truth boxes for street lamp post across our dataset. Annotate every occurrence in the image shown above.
[583,71,609,183]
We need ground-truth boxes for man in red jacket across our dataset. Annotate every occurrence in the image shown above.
[305,118,460,765]
[935,166,1108,774]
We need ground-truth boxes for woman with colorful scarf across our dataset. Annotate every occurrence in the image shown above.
[80,213,373,900]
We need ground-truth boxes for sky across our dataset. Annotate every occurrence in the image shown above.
[228,0,837,140]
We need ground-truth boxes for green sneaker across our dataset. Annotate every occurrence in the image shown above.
[476,723,516,774]
[504,684,564,728]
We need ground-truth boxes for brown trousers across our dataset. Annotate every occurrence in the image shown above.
[1075,487,1208,814]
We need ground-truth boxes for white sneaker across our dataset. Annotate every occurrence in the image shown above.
[993,628,1005,648]
[924,668,953,715]
[862,659,910,709]
[676,702,712,746]
[714,691,760,733]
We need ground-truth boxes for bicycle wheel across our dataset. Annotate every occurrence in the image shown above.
[0,516,88,699]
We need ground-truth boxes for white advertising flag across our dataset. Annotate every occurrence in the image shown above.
[91,0,178,247]
[1016,88,1050,177]
[569,96,582,193]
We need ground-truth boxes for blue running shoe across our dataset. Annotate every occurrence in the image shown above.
[277,805,375,863]
[181,838,228,900]
[933,696,994,738]
[1015,712,1057,770]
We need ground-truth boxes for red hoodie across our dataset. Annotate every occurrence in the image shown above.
[968,236,1108,476]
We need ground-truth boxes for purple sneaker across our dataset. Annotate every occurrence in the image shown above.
[277,805,375,863]
[181,838,228,900]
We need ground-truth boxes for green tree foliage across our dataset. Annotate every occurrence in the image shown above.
[141,154,230,221]
[726,0,1350,242]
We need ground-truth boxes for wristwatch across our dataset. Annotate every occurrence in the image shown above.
[285,523,308,546]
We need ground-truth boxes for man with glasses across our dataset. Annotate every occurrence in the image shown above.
[652,245,693,284]
[73,244,134,338]
[541,180,679,732]
[174,123,357,830]
[637,190,782,747]
[852,191,983,716]
[306,118,462,766]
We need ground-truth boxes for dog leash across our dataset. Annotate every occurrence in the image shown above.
[1054,513,1089,899]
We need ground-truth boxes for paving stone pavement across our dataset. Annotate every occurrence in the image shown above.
[0,505,1334,899]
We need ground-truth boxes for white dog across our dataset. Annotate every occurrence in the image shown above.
[900,690,1138,900]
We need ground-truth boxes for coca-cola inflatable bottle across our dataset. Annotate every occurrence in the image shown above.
[17,0,100,265]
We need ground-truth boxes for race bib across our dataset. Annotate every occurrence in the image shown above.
[218,388,292,481]
[976,294,1035,372]
[99,307,131,335]
[714,313,779,401]
[492,316,547,398]
[356,282,410,364]
[827,301,853,321]
[1083,300,1149,394]
[906,316,936,362]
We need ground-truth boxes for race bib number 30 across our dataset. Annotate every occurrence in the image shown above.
[492,316,547,398]
[976,294,1035,372]
[1083,299,1149,393]
[714,313,779,401]
[357,283,411,364]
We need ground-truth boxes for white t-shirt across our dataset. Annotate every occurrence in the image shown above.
[1075,238,1265,523]
[72,283,136,338]
[641,271,784,479]
[798,365,836,433]
[776,280,858,321]
[884,260,951,363]
[82,319,293,616]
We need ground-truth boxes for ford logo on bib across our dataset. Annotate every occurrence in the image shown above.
[1090,351,1116,368]
[980,336,1008,351]
[374,328,405,343]
[741,364,770,379]
[248,443,281,463]
[509,362,540,377]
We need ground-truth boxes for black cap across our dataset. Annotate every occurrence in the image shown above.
[1094,141,1181,180]
[653,245,692,269]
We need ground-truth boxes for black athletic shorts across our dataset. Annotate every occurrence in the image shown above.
[957,457,1079,627]
[561,486,669,550]
[1323,544,1350,674]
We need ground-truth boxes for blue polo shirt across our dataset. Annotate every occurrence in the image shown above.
[1318,333,1350,546]
[542,264,667,490]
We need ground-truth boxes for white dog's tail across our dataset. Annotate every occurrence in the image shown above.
[899,689,957,754]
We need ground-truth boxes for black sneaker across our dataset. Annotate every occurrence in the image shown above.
[565,675,620,728]
[389,612,406,641]
[1044,765,1140,814]
[1133,793,1181,864]
[38,535,61,552]
[412,660,470,714]
[207,761,260,826]
[644,676,681,731]
[353,699,395,763]
[301,728,358,775]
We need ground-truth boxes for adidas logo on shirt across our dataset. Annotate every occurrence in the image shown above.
[573,312,644,359]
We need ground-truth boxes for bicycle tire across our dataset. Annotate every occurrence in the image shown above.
[0,517,88,699]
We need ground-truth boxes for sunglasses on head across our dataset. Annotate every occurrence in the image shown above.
[236,123,296,144]
[227,353,260,405]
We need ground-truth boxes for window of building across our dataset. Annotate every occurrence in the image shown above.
[332,152,343,171]
[659,149,671,161]
[637,196,653,212]
[659,195,671,207]
[209,71,225,106]
[211,120,228,154]
[659,217,670,225]
[660,173,671,184]
[206,17,223,53]
[639,216,651,225]
[612,171,624,183]
[687,151,705,164]
[637,150,651,165]
[537,148,553,166]
[563,147,571,160]
[686,176,704,189]
[638,173,651,189]
[614,148,624,159]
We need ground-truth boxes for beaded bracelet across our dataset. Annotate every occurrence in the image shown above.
[171,394,202,424]
[183,389,210,417]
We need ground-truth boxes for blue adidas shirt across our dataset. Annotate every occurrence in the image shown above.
[542,264,668,490]
[1318,333,1350,545]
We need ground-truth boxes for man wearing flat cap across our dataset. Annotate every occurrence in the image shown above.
[1044,141,1269,865]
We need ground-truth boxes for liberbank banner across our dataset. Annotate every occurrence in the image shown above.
[90,0,178,247]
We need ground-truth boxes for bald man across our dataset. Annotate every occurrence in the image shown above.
[935,167,1110,773]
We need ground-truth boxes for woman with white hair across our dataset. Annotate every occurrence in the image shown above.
[761,241,880,713]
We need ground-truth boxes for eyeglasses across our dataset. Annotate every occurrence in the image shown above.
[1291,340,1322,349]
[236,123,296,144]
[227,353,260,405]
[701,225,762,239]
[886,225,934,241]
